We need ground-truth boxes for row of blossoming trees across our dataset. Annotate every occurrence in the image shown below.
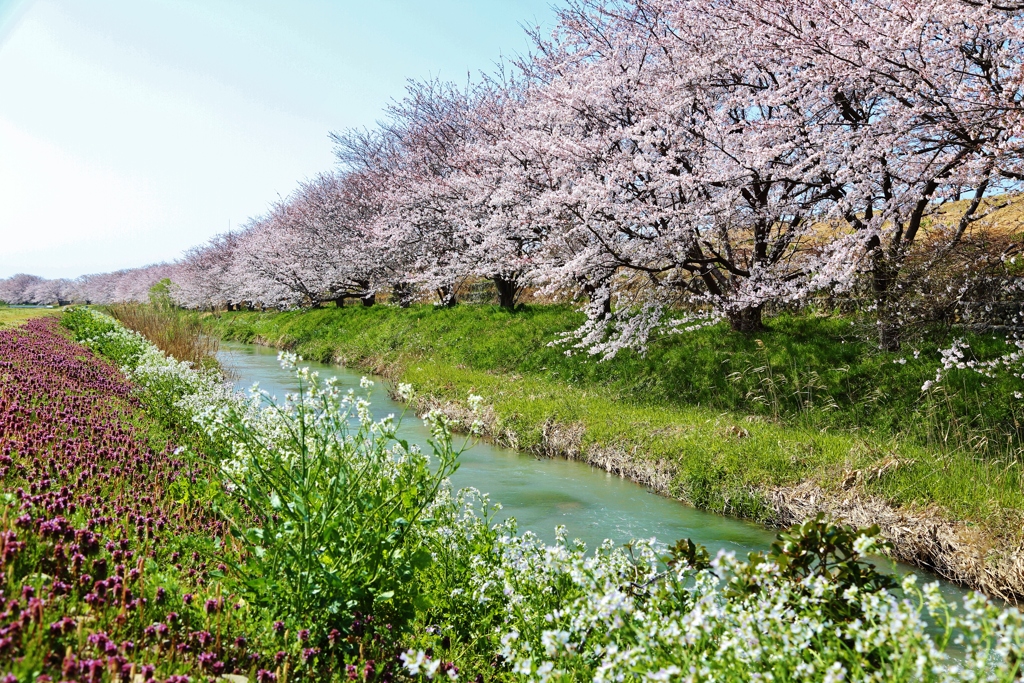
[0,265,177,309]
[4,0,1024,353]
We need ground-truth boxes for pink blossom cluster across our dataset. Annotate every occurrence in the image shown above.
[0,264,177,307]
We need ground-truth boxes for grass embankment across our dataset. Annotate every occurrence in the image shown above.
[205,305,1024,597]
[0,306,59,328]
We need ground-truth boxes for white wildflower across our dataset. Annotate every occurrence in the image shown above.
[401,650,427,676]
[823,662,846,683]
[397,382,415,401]
[512,659,532,676]
[852,534,878,556]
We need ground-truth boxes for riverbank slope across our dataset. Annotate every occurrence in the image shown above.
[0,305,59,328]
[200,305,1024,602]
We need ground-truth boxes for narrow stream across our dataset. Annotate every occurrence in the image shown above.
[218,341,971,609]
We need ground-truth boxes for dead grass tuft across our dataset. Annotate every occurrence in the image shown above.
[108,303,218,368]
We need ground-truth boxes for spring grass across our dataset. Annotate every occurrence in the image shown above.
[0,306,59,328]
[199,305,1024,536]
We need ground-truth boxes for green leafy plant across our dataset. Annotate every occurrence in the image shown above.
[729,514,897,622]
[206,358,460,641]
[60,305,149,368]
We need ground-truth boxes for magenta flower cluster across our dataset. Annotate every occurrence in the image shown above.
[0,319,270,681]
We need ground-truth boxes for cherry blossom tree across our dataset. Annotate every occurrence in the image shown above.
[229,173,386,310]
[731,0,1024,349]
[172,232,247,310]
[25,278,77,306]
[333,81,482,307]
[0,274,45,304]
[446,74,555,310]
[331,122,424,305]
[495,0,844,357]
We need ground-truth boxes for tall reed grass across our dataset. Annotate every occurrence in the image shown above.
[108,302,219,368]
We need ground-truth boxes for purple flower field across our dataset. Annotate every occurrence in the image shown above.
[0,318,330,682]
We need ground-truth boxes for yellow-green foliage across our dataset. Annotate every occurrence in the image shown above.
[107,302,219,369]
[0,306,59,328]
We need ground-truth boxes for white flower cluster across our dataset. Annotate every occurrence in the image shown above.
[72,310,412,484]
[420,490,1024,683]
[925,337,1024,398]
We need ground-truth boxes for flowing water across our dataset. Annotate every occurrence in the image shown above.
[218,341,971,608]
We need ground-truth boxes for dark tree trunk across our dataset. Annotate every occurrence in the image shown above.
[492,276,520,310]
[877,318,901,352]
[727,306,764,333]
[334,296,345,308]
[354,280,374,307]
[870,237,901,351]
[436,285,457,308]
[392,283,413,308]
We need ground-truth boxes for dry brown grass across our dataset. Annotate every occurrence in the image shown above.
[108,303,218,368]
[804,192,1024,242]
[768,482,1024,604]
[928,193,1024,239]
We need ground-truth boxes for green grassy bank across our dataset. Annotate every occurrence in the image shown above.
[200,305,1024,543]
[0,306,59,328]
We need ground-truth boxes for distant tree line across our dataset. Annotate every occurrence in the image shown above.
[0,265,177,307]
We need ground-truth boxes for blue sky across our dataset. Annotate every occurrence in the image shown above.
[0,0,560,279]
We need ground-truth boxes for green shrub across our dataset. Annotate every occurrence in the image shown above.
[60,305,149,368]
[205,359,461,638]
